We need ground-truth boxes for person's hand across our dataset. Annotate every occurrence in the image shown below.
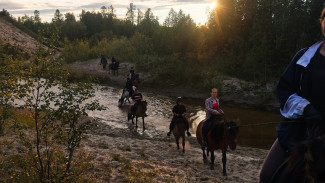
[303,104,325,138]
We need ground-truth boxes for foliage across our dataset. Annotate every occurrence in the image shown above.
[0,32,105,182]
[3,1,325,89]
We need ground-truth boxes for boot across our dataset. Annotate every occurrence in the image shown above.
[186,130,191,137]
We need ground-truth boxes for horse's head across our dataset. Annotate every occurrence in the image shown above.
[225,121,239,150]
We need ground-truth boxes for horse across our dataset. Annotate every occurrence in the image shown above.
[269,127,325,183]
[127,101,147,131]
[118,89,131,107]
[109,61,119,76]
[172,117,187,153]
[196,117,239,176]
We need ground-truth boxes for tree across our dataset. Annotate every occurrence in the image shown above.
[163,8,178,27]
[0,34,105,182]
[126,3,136,25]
[137,8,144,25]
[64,12,76,23]
[109,5,116,17]
[100,5,107,17]
[34,10,41,23]
[52,9,63,23]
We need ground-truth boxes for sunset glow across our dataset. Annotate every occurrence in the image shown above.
[1,0,214,25]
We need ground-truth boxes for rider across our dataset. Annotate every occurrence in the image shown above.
[111,56,117,65]
[125,78,134,96]
[131,88,143,113]
[167,97,191,137]
[202,88,224,148]
[100,53,107,69]
[129,67,135,80]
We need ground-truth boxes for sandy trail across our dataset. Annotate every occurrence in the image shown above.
[82,119,267,183]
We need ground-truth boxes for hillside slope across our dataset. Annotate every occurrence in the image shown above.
[0,17,40,55]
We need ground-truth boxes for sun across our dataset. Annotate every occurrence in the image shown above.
[210,0,218,9]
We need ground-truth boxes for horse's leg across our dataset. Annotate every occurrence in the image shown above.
[210,151,215,170]
[176,137,180,150]
[142,117,145,131]
[135,117,138,128]
[222,151,227,176]
[202,147,208,163]
[182,135,185,153]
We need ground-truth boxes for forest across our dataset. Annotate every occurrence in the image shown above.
[2,0,325,89]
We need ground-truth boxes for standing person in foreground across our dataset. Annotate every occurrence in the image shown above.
[260,7,325,182]
[167,97,191,137]
[202,88,224,148]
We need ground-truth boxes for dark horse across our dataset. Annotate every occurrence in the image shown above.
[270,125,325,183]
[127,101,147,131]
[118,89,131,107]
[172,117,187,153]
[196,118,239,176]
[109,61,119,76]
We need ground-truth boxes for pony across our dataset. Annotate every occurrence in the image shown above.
[127,101,147,131]
[196,118,239,176]
[118,89,131,107]
[109,61,119,76]
[172,117,187,153]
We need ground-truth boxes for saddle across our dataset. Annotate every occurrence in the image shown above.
[207,116,224,136]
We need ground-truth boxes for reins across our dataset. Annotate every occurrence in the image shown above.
[226,120,304,129]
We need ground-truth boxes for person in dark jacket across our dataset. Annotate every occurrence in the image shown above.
[125,78,134,96]
[167,97,191,137]
[260,7,325,183]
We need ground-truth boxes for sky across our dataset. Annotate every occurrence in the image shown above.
[0,0,217,25]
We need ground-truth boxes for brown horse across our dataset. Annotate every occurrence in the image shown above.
[172,117,187,153]
[196,118,239,176]
[128,101,147,131]
[270,126,325,183]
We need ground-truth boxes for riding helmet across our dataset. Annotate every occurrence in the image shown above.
[176,97,183,103]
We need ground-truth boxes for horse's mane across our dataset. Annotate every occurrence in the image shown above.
[288,135,325,183]
[210,120,239,141]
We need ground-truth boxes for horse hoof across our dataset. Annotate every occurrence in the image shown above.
[132,121,134,125]
[210,165,214,170]
[203,158,208,164]
[223,172,227,176]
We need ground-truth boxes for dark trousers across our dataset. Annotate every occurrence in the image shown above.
[169,116,189,131]
[131,101,140,113]
[202,116,214,143]
[259,139,286,183]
